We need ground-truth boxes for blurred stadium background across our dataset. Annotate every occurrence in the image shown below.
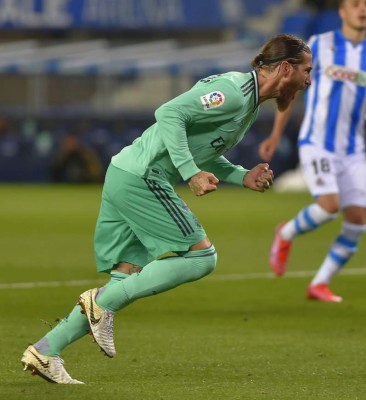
[0,0,341,184]
[5,3,366,398]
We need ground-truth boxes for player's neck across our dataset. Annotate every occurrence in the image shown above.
[256,71,280,104]
[341,25,366,44]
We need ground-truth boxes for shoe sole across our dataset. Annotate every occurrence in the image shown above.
[307,295,343,303]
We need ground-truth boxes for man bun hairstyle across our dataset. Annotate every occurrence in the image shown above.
[252,34,311,69]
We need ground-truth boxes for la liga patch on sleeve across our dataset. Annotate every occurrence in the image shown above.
[200,91,225,110]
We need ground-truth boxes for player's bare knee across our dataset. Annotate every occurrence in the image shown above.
[317,197,340,214]
[113,262,143,275]
[189,237,212,251]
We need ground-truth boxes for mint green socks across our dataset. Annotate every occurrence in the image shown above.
[96,246,217,312]
[34,247,216,357]
[34,305,90,356]
[34,271,128,356]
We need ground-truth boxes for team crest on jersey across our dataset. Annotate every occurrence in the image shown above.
[200,91,225,110]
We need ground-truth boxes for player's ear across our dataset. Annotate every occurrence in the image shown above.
[279,61,292,76]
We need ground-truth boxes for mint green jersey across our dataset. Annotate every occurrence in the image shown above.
[112,71,260,186]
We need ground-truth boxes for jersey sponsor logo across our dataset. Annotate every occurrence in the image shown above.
[325,65,366,87]
[200,91,225,110]
[210,136,226,152]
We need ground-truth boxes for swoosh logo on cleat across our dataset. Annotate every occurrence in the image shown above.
[30,350,50,369]
[89,292,101,325]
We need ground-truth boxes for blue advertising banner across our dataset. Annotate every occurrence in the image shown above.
[0,0,244,29]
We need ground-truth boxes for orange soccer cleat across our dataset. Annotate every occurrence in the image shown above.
[306,283,343,303]
[269,222,292,276]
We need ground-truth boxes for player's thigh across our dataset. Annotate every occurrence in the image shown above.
[299,145,339,197]
[339,153,366,209]
[107,166,207,259]
[94,188,150,273]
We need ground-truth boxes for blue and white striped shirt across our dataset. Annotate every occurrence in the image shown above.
[299,29,366,155]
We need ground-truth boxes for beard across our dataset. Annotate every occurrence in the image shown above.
[276,95,293,111]
[276,82,299,111]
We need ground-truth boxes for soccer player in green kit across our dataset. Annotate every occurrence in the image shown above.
[21,33,312,384]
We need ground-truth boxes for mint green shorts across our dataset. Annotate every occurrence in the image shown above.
[94,164,207,273]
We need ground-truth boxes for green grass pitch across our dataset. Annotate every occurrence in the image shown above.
[1,184,366,399]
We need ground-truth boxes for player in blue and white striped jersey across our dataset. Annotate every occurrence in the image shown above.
[261,0,366,302]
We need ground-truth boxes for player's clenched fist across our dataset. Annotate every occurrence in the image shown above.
[243,163,274,192]
[188,171,219,196]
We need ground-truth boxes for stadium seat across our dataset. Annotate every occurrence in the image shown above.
[310,10,341,35]
[280,11,314,39]
[242,0,285,16]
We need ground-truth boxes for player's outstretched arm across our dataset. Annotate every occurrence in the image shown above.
[243,163,274,192]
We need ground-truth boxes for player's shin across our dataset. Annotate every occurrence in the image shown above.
[34,305,90,357]
[311,222,366,285]
[33,271,129,357]
[282,203,338,240]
